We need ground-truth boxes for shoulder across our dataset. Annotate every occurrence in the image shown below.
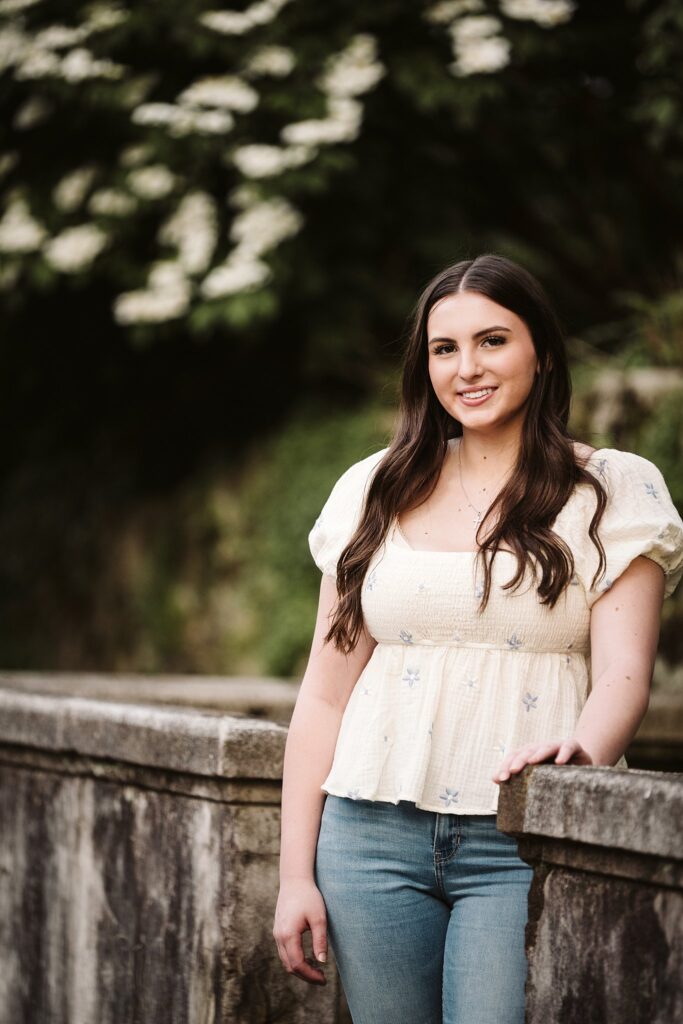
[319,445,389,512]
[571,440,597,460]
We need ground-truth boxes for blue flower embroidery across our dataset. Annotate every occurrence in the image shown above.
[644,482,659,500]
[595,458,608,479]
[493,740,507,755]
[600,578,613,593]
[463,675,478,690]
[383,734,390,743]
[506,633,524,650]
[417,581,429,594]
[452,631,463,642]
[474,582,485,599]
[439,787,459,808]
[399,629,414,644]
[522,692,538,712]
[365,569,378,592]
[360,685,372,696]
[570,573,580,586]
[346,788,361,800]
[403,667,420,688]
[428,721,434,737]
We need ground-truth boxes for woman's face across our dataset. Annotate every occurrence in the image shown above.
[426,291,540,437]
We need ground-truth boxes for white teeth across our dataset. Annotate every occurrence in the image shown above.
[461,388,494,399]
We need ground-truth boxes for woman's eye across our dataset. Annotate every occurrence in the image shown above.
[432,335,506,355]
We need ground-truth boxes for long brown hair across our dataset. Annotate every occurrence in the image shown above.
[326,253,608,654]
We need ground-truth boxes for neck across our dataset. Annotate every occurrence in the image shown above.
[451,428,521,484]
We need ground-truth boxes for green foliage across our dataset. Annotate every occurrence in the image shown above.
[238,399,394,676]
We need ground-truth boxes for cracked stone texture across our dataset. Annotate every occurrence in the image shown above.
[498,764,683,1024]
[0,684,341,1024]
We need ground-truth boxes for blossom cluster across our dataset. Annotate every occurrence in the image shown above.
[424,0,576,76]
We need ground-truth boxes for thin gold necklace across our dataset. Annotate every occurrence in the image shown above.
[457,441,509,528]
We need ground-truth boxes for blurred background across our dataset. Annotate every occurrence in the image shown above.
[1,0,681,685]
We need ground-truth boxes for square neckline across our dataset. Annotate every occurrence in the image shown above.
[389,446,613,555]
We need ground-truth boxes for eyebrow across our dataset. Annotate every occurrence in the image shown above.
[427,325,512,346]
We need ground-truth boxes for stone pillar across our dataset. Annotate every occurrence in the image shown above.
[497,764,683,1024]
[0,684,342,1024]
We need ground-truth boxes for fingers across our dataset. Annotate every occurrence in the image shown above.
[274,929,327,986]
[284,934,327,985]
[492,742,565,783]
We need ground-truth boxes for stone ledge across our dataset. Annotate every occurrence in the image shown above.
[0,670,299,724]
[497,764,683,861]
[0,685,288,780]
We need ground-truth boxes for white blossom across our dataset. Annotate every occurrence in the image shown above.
[14,48,61,79]
[53,165,97,212]
[158,191,218,275]
[147,260,188,291]
[119,143,152,167]
[424,0,485,23]
[200,0,293,37]
[229,195,302,257]
[231,143,314,178]
[450,15,504,41]
[83,3,129,33]
[177,76,259,113]
[448,15,510,75]
[0,25,27,73]
[244,44,295,77]
[33,25,90,50]
[0,152,18,178]
[113,261,191,324]
[228,183,261,210]
[43,223,108,272]
[200,256,271,298]
[59,48,124,82]
[317,34,385,98]
[88,188,136,216]
[127,165,177,200]
[13,95,52,129]
[0,196,46,252]
[0,0,42,12]
[500,0,576,26]
[450,35,511,75]
[132,102,234,136]
[280,107,362,147]
[199,10,253,35]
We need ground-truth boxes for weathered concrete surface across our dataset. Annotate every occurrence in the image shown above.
[498,765,683,1024]
[0,670,299,725]
[0,684,341,1024]
[2,669,681,769]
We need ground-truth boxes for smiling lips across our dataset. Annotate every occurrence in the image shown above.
[458,386,498,405]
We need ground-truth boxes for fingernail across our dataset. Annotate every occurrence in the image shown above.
[500,771,509,780]
[317,952,327,963]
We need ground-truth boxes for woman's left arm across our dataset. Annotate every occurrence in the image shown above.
[493,554,665,783]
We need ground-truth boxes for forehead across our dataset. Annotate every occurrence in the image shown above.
[427,292,518,335]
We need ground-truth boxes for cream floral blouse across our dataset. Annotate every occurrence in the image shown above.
[308,447,683,814]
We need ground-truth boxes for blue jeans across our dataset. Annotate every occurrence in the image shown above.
[314,795,533,1024]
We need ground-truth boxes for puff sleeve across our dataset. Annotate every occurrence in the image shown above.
[308,447,388,578]
[576,451,683,609]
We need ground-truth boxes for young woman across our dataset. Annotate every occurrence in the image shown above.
[273,253,683,1024]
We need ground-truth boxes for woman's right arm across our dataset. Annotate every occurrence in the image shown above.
[273,572,377,985]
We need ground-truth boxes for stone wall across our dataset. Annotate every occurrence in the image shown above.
[498,764,683,1024]
[1,674,681,1024]
[0,684,342,1024]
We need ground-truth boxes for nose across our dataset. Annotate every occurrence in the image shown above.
[458,345,483,381]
